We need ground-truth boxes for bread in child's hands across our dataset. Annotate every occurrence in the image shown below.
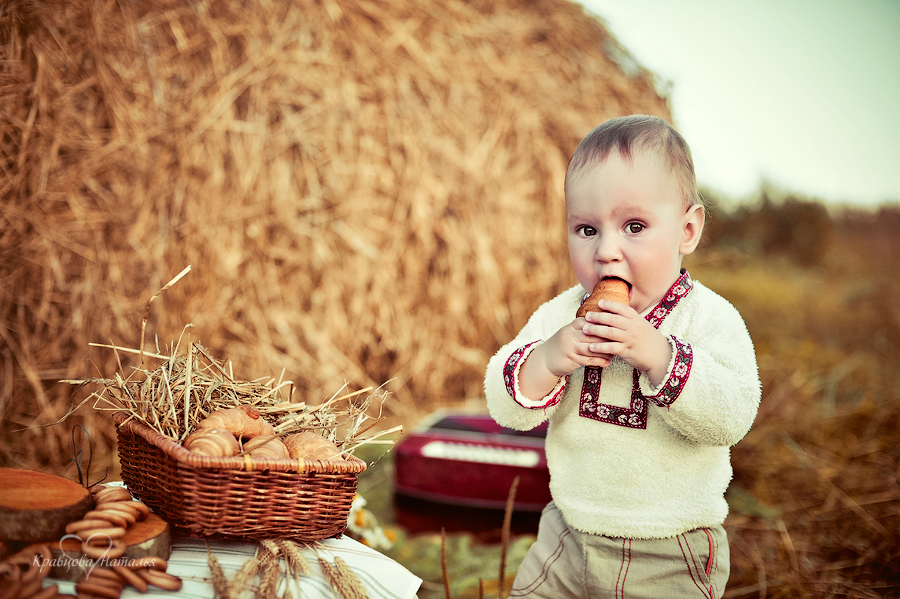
[283,431,342,461]
[576,277,630,318]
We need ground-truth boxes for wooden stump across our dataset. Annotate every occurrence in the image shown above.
[0,468,93,543]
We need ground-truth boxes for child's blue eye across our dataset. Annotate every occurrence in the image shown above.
[625,222,644,234]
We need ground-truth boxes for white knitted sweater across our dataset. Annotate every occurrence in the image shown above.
[484,271,761,539]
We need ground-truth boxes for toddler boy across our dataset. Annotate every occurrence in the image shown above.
[484,115,761,598]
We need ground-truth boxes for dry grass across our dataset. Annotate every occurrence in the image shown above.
[59,266,397,451]
[0,0,667,470]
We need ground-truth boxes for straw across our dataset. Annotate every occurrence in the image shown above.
[1,0,668,469]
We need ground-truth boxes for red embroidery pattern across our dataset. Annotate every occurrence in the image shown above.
[645,337,693,408]
[647,270,693,328]
[579,368,648,428]
[578,270,694,428]
[503,342,535,398]
[503,341,566,409]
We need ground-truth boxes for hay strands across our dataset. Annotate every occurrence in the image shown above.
[63,266,396,451]
[65,337,395,454]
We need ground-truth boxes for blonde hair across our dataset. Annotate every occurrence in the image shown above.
[565,115,702,209]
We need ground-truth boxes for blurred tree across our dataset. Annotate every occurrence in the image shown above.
[701,189,834,267]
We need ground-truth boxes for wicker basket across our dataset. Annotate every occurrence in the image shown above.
[113,411,366,542]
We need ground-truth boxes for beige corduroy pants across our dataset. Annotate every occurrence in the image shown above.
[511,502,729,599]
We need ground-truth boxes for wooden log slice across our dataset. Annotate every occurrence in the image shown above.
[0,468,93,542]
[49,512,171,581]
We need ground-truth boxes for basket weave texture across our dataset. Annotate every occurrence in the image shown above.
[114,411,366,542]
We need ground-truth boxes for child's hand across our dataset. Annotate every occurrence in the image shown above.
[518,318,614,401]
[580,300,673,387]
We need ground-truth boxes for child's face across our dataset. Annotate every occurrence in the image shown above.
[566,150,704,315]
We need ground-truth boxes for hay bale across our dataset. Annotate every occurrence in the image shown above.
[0,0,670,469]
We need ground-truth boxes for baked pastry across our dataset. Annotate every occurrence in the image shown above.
[576,277,630,318]
[242,434,290,459]
[183,428,240,457]
[283,431,342,461]
[196,405,275,439]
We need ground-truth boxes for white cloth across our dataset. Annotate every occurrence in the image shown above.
[44,481,421,598]
[484,272,761,539]
[48,534,422,598]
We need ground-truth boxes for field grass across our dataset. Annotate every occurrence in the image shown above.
[681,202,899,598]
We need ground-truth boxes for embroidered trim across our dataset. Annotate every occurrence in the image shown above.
[578,269,694,427]
[503,341,566,410]
[503,342,535,398]
[646,269,693,329]
[579,367,648,429]
[645,337,693,408]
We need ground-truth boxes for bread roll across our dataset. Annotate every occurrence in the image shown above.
[242,435,290,459]
[183,429,240,457]
[576,277,630,318]
[196,405,275,439]
[283,431,342,461]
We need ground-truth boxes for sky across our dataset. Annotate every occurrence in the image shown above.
[577,0,900,209]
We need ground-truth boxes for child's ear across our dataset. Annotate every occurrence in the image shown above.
[680,204,705,255]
